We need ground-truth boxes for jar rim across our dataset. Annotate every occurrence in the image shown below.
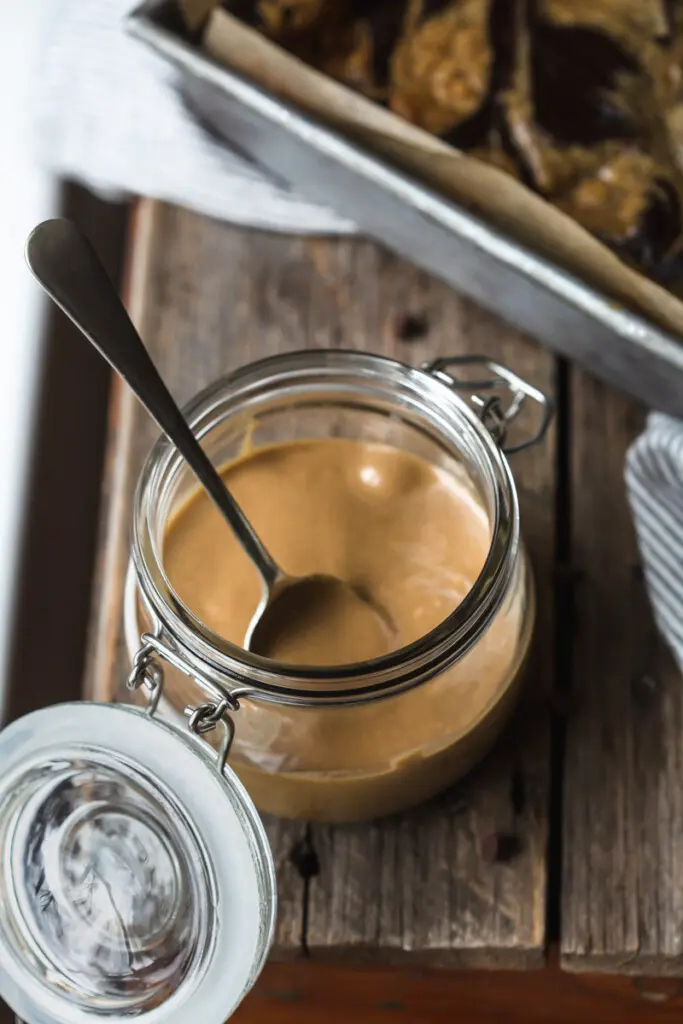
[132,350,520,705]
[0,703,276,1024]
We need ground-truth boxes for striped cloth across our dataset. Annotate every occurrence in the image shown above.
[627,416,683,673]
[33,0,354,234]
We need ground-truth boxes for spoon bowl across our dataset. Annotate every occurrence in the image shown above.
[246,574,395,663]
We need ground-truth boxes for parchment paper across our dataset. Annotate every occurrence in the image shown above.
[183,1,683,339]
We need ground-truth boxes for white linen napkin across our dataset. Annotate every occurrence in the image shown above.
[34,0,354,234]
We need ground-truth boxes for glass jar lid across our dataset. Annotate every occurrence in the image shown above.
[0,702,276,1024]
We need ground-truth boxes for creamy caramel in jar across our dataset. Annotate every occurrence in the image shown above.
[161,436,531,821]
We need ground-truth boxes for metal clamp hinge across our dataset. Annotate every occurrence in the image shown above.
[128,631,253,773]
[423,355,554,454]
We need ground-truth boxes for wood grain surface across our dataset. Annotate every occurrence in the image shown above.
[561,370,683,975]
[85,199,556,967]
[232,958,683,1024]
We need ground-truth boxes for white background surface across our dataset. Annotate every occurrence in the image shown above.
[0,1,57,718]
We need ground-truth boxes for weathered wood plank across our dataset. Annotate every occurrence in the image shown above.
[84,200,306,958]
[85,199,555,966]
[561,369,683,974]
[304,260,556,966]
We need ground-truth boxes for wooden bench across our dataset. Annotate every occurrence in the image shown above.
[85,198,683,1020]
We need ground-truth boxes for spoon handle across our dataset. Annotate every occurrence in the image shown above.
[26,218,280,589]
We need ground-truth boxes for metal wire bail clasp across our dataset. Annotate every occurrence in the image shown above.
[128,636,165,716]
[423,355,553,454]
[185,699,236,775]
[128,630,243,774]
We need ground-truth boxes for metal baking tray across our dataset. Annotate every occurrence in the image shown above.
[128,0,683,415]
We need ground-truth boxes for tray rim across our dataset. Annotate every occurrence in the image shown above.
[126,0,683,393]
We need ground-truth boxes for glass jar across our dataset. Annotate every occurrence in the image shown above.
[126,350,551,823]
[0,350,550,1024]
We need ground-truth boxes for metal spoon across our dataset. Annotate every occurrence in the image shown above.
[25,218,389,659]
